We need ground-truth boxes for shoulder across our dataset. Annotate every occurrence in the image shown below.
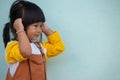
[47,31,60,38]
[6,41,18,46]
[6,41,18,50]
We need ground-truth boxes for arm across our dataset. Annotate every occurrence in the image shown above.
[41,23,65,58]
[6,41,27,63]
[13,18,32,58]
[41,23,54,36]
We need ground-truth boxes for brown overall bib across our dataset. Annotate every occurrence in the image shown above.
[6,43,47,80]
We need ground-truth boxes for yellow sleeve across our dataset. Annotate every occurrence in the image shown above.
[5,41,27,63]
[42,31,65,58]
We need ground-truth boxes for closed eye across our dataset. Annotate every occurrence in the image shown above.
[40,23,43,28]
[34,25,38,27]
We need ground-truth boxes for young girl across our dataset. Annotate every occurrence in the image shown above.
[3,0,65,80]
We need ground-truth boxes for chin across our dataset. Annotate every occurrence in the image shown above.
[31,37,40,42]
[31,39,38,42]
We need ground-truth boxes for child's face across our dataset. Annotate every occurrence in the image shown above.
[26,22,43,41]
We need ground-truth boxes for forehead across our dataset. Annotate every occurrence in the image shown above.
[31,22,43,25]
[27,22,43,29]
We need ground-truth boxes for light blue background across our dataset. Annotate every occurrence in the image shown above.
[0,0,120,80]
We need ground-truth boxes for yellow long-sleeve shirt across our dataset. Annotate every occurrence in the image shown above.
[5,31,65,63]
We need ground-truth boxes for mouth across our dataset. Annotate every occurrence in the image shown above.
[36,33,40,37]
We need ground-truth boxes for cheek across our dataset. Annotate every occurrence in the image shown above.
[26,30,35,37]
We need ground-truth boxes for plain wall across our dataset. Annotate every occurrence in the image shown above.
[0,0,120,80]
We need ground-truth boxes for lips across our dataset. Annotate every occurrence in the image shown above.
[35,34,39,37]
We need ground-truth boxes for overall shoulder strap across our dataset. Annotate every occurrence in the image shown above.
[34,42,45,57]
[28,59,32,80]
[34,42,47,80]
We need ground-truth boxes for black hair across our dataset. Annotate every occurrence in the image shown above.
[3,0,45,47]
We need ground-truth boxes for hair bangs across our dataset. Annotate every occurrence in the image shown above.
[22,1,45,27]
